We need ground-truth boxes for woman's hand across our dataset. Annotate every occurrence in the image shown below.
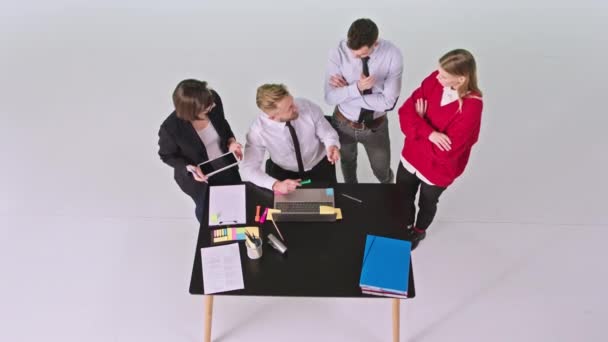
[186,165,208,183]
[428,132,452,151]
[415,98,427,117]
[228,140,243,160]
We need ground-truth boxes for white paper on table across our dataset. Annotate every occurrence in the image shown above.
[208,184,246,226]
[201,243,244,294]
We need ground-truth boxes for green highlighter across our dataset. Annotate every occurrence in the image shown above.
[300,179,312,185]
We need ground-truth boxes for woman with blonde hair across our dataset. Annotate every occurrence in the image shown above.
[397,49,484,250]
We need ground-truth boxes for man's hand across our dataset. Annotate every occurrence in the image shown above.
[186,165,208,183]
[357,74,375,93]
[428,132,452,151]
[326,145,340,164]
[329,74,348,88]
[272,179,301,194]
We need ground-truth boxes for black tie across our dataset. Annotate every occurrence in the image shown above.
[285,121,305,177]
[358,56,374,125]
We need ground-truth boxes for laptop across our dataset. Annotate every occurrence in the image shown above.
[273,188,337,222]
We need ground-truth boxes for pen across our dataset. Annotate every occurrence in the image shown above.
[244,231,260,247]
[341,193,363,203]
[271,219,286,242]
[259,207,269,224]
[255,205,261,222]
[218,220,238,225]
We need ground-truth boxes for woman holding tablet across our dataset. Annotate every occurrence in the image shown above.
[397,49,483,250]
[158,79,243,223]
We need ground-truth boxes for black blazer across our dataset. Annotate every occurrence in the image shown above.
[158,90,241,199]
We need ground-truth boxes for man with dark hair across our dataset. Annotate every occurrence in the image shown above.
[324,18,403,184]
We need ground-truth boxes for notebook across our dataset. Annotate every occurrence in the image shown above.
[208,184,246,226]
[359,235,411,297]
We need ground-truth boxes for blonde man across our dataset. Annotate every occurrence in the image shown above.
[241,84,340,194]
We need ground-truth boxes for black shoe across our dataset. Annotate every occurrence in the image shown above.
[405,228,426,251]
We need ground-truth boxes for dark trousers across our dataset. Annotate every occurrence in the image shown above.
[396,162,447,230]
[265,157,337,188]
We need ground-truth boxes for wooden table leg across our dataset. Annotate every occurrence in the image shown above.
[392,298,400,342]
[204,295,214,342]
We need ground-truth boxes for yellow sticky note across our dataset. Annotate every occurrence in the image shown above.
[244,226,260,238]
[267,209,281,221]
[320,206,343,220]
[319,206,334,215]
[210,214,219,223]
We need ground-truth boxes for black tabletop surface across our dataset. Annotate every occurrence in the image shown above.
[189,182,415,298]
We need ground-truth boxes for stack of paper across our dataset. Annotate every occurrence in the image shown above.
[359,235,411,298]
[201,243,244,294]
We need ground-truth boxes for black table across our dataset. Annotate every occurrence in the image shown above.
[190,183,415,342]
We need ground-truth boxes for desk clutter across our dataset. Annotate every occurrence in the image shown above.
[204,187,415,298]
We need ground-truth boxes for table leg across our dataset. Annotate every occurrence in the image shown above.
[204,295,214,342]
[392,298,400,342]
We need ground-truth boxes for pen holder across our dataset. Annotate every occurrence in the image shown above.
[246,239,263,259]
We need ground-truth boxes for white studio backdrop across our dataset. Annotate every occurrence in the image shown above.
[1,0,607,225]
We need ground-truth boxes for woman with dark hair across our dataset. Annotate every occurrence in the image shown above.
[158,79,243,223]
[397,49,484,250]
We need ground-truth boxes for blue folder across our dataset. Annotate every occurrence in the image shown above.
[359,235,411,294]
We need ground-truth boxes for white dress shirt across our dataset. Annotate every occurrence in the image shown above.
[324,39,404,121]
[440,86,459,106]
[241,98,341,190]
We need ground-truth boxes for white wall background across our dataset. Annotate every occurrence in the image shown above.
[1,1,607,341]
[1,0,606,225]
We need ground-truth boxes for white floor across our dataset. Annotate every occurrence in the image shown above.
[2,215,606,342]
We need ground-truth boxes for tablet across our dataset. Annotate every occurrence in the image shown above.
[197,151,239,177]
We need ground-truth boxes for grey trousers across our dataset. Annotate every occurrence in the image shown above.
[333,114,394,184]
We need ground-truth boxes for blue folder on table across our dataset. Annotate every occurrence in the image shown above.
[359,235,411,296]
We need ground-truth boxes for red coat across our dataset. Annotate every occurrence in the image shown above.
[398,71,483,187]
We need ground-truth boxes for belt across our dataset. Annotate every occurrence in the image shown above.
[334,108,385,130]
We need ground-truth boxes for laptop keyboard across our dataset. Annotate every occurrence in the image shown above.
[276,202,334,213]
[274,213,337,222]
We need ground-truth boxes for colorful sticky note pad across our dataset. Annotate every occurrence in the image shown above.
[211,226,260,244]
